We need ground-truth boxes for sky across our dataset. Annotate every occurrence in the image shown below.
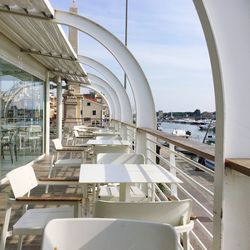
[50,0,215,113]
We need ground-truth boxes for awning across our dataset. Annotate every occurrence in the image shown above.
[0,0,90,84]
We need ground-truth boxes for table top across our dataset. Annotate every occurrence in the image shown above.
[74,126,112,131]
[93,131,120,136]
[79,164,182,184]
[87,139,130,146]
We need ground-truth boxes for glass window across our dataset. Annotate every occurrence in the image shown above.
[92,110,96,116]
[87,102,91,106]
[0,58,44,178]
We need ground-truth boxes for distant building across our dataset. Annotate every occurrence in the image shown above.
[157,110,164,121]
[80,93,109,126]
[50,93,57,120]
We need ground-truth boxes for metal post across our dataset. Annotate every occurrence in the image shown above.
[45,71,50,155]
[169,143,177,197]
[56,77,62,141]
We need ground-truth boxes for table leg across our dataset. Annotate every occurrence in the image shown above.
[119,183,131,201]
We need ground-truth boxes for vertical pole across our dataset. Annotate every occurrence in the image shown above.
[135,129,149,197]
[156,145,161,164]
[123,0,128,89]
[169,143,177,197]
[45,71,50,155]
[121,123,128,140]
[56,77,62,141]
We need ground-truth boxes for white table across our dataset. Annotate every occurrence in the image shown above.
[79,164,182,201]
[87,139,130,146]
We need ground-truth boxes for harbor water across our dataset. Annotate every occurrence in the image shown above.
[160,121,215,143]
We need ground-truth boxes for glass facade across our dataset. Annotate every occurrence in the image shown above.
[0,58,44,178]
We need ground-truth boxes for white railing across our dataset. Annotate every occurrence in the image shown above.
[112,119,214,249]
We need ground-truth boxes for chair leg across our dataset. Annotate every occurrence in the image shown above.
[9,146,13,164]
[0,204,12,250]
[14,145,17,161]
[17,235,24,250]
[45,165,54,193]
[1,145,4,159]
[182,232,190,250]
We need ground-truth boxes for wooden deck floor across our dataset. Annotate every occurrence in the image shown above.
[0,155,84,250]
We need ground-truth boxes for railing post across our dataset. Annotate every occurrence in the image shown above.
[135,129,147,156]
[147,134,156,164]
[135,129,150,197]
[120,123,128,140]
[114,121,119,131]
[156,145,161,164]
[169,143,177,197]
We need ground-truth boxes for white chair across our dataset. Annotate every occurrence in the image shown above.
[41,218,178,250]
[28,125,42,152]
[96,153,146,201]
[97,153,145,164]
[73,130,93,145]
[94,199,193,250]
[48,139,91,178]
[0,165,82,250]
[93,145,131,155]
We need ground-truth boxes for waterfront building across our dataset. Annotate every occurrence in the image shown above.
[0,1,249,250]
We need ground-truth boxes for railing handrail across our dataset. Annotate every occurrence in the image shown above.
[225,158,250,177]
[112,119,137,129]
[111,119,215,161]
[139,127,215,161]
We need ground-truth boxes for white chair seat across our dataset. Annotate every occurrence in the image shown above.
[54,159,82,167]
[13,207,74,235]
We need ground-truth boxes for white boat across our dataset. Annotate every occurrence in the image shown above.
[172,129,191,138]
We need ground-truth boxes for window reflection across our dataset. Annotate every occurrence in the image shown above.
[0,58,44,176]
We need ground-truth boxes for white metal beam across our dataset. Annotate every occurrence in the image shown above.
[52,10,155,128]
[194,1,250,249]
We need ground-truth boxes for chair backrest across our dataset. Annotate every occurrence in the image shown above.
[29,125,42,134]
[42,218,177,250]
[94,199,192,226]
[95,135,121,140]
[73,130,79,137]
[52,138,63,150]
[97,153,145,164]
[94,145,131,155]
[6,165,38,198]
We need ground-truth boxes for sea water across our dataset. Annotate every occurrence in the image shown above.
[160,122,215,143]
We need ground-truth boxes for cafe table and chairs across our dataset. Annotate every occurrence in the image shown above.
[79,163,182,203]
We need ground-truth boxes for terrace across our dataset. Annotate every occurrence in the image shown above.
[0,0,249,250]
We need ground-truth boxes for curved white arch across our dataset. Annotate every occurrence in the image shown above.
[88,73,121,120]
[53,10,156,128]
[86,84,114,120]
[194,1,250,249]
[78,55,132,123]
